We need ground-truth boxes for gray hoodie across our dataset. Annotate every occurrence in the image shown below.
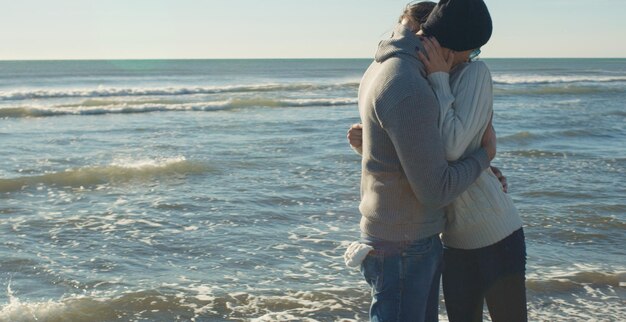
[358,24,490,241]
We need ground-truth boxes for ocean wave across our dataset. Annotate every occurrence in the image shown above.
[0,287,367,322]
[3,277,624,322]
[0,289,186,322]
[0,82,359,101]
[499,128,610,146]
[521,190,596,199]
[0,157,210,192]
[493,74,626,85]
[493,85,624,96]
[0,97,357,118]
[527,271,625,295]
[503,150,574,159]
[498,131,539,144]
[605,110,626,117]
[525,269,626,321]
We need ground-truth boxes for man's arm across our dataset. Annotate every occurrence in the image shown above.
[381,94,494,209]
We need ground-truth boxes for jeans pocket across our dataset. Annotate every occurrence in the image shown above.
[361,251,384,291]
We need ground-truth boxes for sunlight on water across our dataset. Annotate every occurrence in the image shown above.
[0,59,625,320]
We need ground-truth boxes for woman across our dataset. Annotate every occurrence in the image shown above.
[348,1,527,321]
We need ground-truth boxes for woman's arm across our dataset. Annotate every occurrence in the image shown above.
[426,71,455,133]
[419,37,494,161]
[429,61,494,161]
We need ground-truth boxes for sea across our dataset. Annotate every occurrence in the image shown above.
[0,58,624,321]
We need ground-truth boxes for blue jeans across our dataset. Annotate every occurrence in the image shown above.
[360,234,443,322]
[442,228,527,322]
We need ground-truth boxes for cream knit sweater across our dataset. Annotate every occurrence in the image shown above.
[428,61,523,249]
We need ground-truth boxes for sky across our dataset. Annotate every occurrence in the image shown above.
[0,0,625,60]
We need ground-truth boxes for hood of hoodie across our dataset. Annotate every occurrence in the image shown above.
[375,24,425,63]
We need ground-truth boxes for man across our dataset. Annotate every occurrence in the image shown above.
[357,0,495,320]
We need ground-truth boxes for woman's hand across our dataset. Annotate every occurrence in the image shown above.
[347,123,363,148]
[417,37,454,75]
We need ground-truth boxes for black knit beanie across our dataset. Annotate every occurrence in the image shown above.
[421,0,492,51]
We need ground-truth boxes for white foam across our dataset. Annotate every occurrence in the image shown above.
[493,74,626,85]
[110,156,187,169]
[0,284,66,321]
[0,156,208,193]
[0,82,359,101]
[0,97,358,118]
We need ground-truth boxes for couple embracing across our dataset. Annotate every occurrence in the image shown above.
[345,0,527,321]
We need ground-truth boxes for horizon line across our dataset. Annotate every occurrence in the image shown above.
[1,57,625,62]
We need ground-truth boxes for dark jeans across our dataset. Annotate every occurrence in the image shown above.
[361,234,443,322]
[442,228,528,322]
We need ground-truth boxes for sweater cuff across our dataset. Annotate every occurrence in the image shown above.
[469,148,490,171]
[427,72,453,100]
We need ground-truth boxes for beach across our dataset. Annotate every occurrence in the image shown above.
[0,58,625,321]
